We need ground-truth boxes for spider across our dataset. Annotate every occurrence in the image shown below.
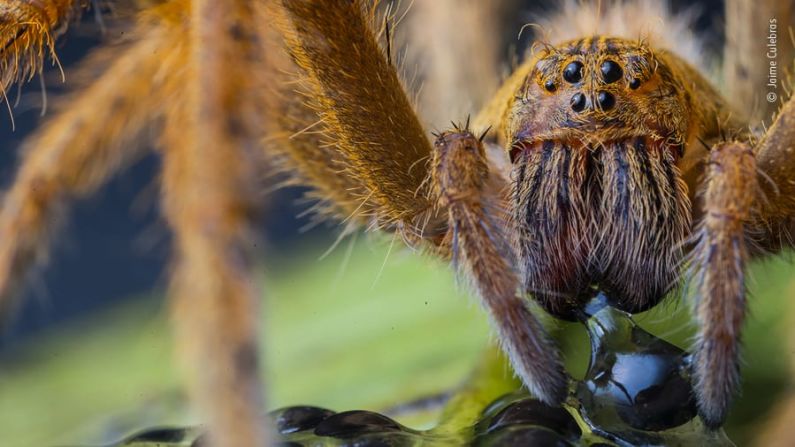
[1,0,795,446]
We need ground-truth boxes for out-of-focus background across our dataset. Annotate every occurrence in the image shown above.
[1,1,793,446]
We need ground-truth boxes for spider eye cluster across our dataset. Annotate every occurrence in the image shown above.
[537,56,647,114]
[559,58,624,113]
[527,38,661,122]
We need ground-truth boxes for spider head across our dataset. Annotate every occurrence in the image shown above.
[507,37,694,317]
[508,36,689,162]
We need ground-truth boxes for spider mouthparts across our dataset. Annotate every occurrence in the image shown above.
[513,136,691,317]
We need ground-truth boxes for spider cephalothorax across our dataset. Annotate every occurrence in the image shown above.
[507,37,705,316]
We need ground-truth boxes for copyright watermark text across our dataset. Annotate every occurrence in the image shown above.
[767,18,779,102]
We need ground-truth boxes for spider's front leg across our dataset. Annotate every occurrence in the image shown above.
[691,93,795,428]
[430,126,568,405]
[275,0,567,407]
[690,142,758,429]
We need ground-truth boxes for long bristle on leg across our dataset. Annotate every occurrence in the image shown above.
[431,127,568,405]
[0,12,185,318]
[160,1,269,446]
[690,142,758,428]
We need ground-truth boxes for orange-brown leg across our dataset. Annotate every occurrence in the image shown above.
[273,0,568,400]
[756,95,795,232]
[430,125,567,405]
[691,78,795,426]
[0,11,185,317]
[266,54,369,223]
[160,0,269,446]
[690,142,758,428]
[1,2,273,446]
[273,0,568,406]
[276,0,433,229]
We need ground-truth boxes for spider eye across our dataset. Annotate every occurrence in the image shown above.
[563,61,584,83]
[570,92,587,112]
[629,78,642,90]
[544,80,557,92]
[600,60,623,83]
[597,91,615,111]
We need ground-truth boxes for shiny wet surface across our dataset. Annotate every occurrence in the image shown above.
[571,294,725,446]
[106,294,733,447]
